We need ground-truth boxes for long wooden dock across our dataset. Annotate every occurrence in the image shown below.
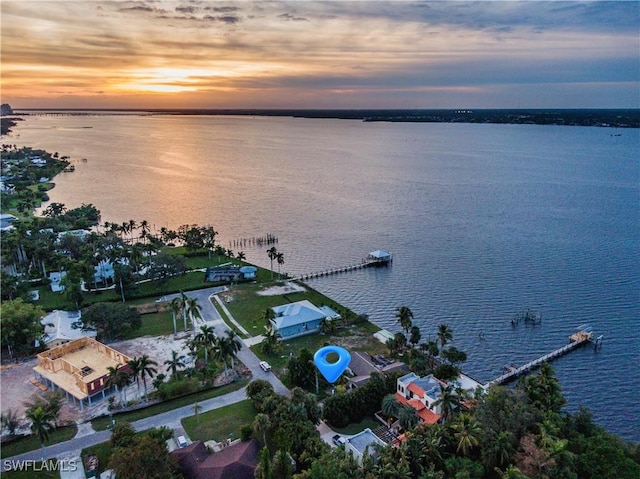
[484,328,596,388]
[293,252,392,281]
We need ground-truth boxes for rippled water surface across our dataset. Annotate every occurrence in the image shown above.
[10,114,639,441]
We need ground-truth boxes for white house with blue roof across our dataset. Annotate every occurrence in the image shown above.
[270,300,328,340]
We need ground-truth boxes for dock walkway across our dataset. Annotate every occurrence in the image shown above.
[484,329,594,388]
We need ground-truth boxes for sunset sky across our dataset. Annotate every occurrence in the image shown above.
[2,1,638,109]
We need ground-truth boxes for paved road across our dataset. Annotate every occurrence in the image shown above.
[2,286,290,469]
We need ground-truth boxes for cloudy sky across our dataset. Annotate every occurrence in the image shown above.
[2,1,638,109]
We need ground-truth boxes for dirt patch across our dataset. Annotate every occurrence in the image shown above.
[256,281,307,296]
[0,333,194,426]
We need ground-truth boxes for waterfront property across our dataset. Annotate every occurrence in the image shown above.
[347,351,407,389]
[204,265,256,283]
[395,373,446,425]
[39,310,96,349]
[269,299,328,340]
[32,337,132,409]
[345,428,387,465]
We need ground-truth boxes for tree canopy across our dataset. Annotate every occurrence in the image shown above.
[80,302,141,341]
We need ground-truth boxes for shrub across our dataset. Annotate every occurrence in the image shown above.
[157,378,198,401]
[240,424,253,441]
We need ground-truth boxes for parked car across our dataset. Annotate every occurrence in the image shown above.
[332,434,346,446]
[259,361,271,372]
[177,435,188,448]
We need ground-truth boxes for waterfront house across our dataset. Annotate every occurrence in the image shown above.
[33,337,132,410]
[395,372,445,425]
[345,428,387,465]
[39,310,96,349]
[204,265,257,283]
[347,351,407,389]
[270,300,327,340]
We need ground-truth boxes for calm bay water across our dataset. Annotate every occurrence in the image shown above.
[9,114,640,441]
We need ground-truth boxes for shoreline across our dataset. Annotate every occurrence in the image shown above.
[10,108,640,128]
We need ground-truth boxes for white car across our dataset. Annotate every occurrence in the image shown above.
[176,435,188,448]
[259,361,271,372]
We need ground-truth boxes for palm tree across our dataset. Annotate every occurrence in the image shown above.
[214,336,232,377]
[105,365,131,405]
[253,413,271,446]
[137,355,158,400]
[262,308,276,331]
[26,406,55,459]
[193,401,203,423]
[395,306,414,335]
[139,220,150,243]
[409,325,421,347]
[1,409,21,436]
[127,357,143,401]
[267,247,278,280]
[236,251,246,261]
[185,296,202,334]
[398,405,419,431]
[437,323,453,350]
[276,252,284,280]
[170,297,182,335]
[164,350,186,380]
[225,330,243,369]
[434,384,459,422]
[451,413,481,456]
[195,325,216,364]
[178,292,188,331]
[381,394,400,423]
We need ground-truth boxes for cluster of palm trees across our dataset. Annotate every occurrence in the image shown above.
[169,292,203,335]
[106,354,158,406]
[266,246,285,280]
[389,305,455,357]
[189,326,243,379]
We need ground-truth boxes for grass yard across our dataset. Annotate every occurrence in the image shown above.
[91,379,248,431]
[0,424,78,459]
[182,399,256,443]
[225,281,351,336]
[121,309,175,339]
[332,416,381,436]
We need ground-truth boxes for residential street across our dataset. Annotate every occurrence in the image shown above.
[2,286,289,469]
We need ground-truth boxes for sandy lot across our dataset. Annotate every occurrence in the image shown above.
[0,333,194,427]
[256,281,307,296]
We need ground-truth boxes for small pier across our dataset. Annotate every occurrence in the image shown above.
[293,250,392,281]
[484,326,600,388]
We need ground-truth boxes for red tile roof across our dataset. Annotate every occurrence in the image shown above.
[407,382,425,397]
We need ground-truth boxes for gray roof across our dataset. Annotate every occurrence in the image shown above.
[40,310,96,345]
[271,300,326,329]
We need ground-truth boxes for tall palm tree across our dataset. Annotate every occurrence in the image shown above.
[437,323,453,350]
[395,306,414,335]
[214,336,232,377]
[164,350,186,380]
[127,357,143,401]
[195,325,216,364]
[170,297,182,335]
[137,355,158,400]
[253,413,271,446]
[267,247,278,280]
[186,297,203,335]
[105,365,132,405]
[178,292,188,331]
[451,413,481,456]
[434,384,459,421]
[262,308,276,331]
[225,329,243,368]
[381,394,400,422]
[409,325,421,347]
[276,252,284,280]
[26,406,55,459]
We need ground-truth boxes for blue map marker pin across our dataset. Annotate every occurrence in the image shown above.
[313,345,351,383]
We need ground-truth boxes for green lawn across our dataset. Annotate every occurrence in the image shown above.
[332,416,381,435]
[182,399,256,443]
[91,379,248,431]
[0,424,78,459]
[225,282,351,337]
[121,310,175,339]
